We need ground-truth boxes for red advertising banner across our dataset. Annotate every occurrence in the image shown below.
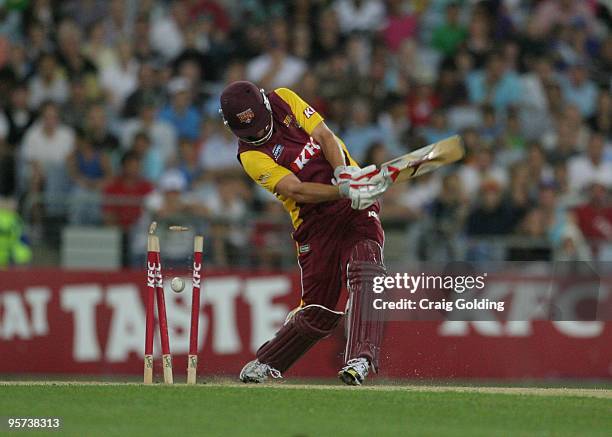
[1,270,611,379]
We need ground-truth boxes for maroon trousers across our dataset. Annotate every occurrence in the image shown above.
[293,200,384,308]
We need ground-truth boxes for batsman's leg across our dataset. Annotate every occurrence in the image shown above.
[240,304,343,383]
[240,218,346,383]
[340,239,386,385]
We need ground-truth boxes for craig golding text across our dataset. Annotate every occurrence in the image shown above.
[373,298,505,312]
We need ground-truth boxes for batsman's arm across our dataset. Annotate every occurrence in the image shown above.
[240,150,340,204]
[311,121,346,169]
[275,173,340,203]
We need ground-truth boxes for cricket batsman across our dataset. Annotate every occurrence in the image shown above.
[219,81,395,385]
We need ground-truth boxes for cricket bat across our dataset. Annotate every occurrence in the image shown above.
[381,135,465,184]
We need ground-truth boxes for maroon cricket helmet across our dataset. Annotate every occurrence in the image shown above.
[219,81,273,144]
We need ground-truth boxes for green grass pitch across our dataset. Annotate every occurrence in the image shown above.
[1,382,611,436]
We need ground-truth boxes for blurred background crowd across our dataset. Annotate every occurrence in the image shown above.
[0,0,610,269]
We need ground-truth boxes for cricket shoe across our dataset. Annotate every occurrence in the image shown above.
[338,358,370,386]
[239,359,282,383]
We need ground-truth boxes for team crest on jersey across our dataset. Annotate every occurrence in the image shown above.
[283,115,293,127]
[237,108,255,124]
[303,106,316,119]
[290,137,321,173]
[272,144,284,160]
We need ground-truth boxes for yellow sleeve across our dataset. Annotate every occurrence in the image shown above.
[274,88,323,135]
[240,150,293,194]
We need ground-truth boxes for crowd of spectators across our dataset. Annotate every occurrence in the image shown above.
[0,0,610,267]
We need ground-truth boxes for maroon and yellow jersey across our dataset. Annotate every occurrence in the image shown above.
[238,88,358,230]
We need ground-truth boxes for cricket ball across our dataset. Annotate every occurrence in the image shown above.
[170,277,185,293]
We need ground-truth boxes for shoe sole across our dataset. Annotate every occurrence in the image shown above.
[240,377,262,383]
[338,369,362,386]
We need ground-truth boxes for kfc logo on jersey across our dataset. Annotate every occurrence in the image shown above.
[290,137,321,172]
[303,106,316,119]
[237,108,255,124]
